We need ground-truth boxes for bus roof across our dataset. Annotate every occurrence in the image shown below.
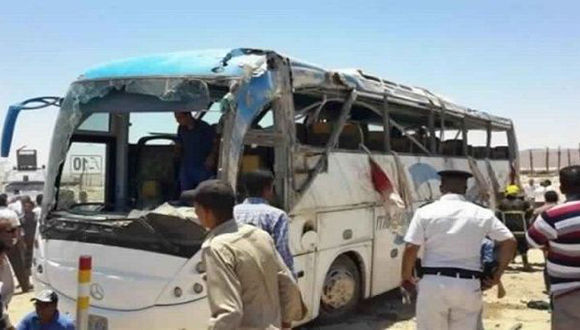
[79,48,512,129]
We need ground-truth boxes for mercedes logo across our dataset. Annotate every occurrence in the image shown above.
[90,283,104,301]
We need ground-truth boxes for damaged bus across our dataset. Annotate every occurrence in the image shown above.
[1,49,518,329]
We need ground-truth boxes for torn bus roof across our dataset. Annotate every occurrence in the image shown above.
[78,48,512,128]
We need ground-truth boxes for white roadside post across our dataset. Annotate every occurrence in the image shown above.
[76,255,92,330]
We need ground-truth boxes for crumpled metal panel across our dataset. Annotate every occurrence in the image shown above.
[219,62,277,186]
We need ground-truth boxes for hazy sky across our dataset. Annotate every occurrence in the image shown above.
[1,0,579,165]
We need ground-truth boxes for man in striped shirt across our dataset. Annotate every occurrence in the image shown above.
[526,165,580,330]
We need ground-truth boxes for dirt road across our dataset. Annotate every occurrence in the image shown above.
[8,251,550,329]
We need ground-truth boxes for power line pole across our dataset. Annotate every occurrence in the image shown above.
[558,146,562,170]
[546,146,550,173]
[530,149,534,176]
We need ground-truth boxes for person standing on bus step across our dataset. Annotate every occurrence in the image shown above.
[181,180,306,330]
[0,209,22,330]
[526,165,580,330]
[401,169,517,330]
[234,170,295,275]
[174,111,218,192]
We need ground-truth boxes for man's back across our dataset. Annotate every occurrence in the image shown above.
[527,200,580,295]
[202,220,303,329]
[498,197,529,212]
[234,198,294,273]
[407,194,510,271]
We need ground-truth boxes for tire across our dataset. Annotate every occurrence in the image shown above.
[317,255,361,323]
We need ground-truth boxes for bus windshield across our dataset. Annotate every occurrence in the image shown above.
[45,77,225,213]
[41,77,225,257]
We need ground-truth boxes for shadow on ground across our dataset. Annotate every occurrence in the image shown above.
[297,289,416,330]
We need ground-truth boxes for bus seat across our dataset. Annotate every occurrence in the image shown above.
[442,140,464,156]
[241,155,262,173]
[391,137,411,153]
[295,123,307,144]
[472,146,488,158]
[366,131,385,151]
[491,146,509,159]
[308,122,332,147]
[138,180,163,209]
[338,123,363,150]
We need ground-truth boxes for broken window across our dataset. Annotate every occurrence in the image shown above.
[467,128,488,159]
[58,142,108,211]
[77,113,110,132]
[128,112,180,209]
[389,105,432,154]
[434,114,465,156]
[490,130,509,159]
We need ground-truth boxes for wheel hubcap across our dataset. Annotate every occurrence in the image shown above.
[321,269,356,309]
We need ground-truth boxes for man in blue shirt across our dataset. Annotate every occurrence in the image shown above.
[174,111,218,191]
[234,170,295,275]
[17,289,75,330]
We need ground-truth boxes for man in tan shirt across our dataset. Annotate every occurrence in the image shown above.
[182,180,306,330]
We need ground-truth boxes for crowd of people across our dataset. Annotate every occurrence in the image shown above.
[0,192,76,329]
[402,166,580,330]
[0,155,577,329]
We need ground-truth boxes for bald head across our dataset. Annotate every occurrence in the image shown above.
[560,165,580,195]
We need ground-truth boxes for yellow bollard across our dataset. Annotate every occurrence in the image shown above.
[76,255,92,330]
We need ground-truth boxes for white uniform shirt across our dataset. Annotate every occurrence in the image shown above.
[404,194,514,271]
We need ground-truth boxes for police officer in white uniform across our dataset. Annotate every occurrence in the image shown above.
[401,169,517,330]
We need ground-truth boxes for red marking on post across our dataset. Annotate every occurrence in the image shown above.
[79,256,92,270]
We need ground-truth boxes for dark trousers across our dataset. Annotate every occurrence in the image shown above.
[7,240,31,291]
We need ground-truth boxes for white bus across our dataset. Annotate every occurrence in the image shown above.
[1,49,518,329]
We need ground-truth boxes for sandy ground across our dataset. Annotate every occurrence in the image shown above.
[8,250,550,329]
[299,249,550,330]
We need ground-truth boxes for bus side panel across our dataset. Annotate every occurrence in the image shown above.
[317,208,373,250]
[293,252,317,325]
[370,206,404,295]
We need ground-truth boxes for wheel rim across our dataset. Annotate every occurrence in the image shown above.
[321,268,356,310]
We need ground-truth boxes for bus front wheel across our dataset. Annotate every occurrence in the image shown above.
[318,255,361,322]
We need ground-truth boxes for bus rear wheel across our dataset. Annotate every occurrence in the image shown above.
[318,255,361,323]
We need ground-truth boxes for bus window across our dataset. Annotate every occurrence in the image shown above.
[389,106,432,154]
[254,109,273,129]
[341,104,376,151]
[128,112,181,209]
[58,142,107,211]
[77,113,110,132]
[491,130,509,159]
[435,116,464,156]
[467,129,488,159]
[240,108,275,174]
[304,102,343,148]
[365,124,385,152]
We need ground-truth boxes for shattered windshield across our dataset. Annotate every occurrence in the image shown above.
[41,77,218,256]
[45,77,217,213]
